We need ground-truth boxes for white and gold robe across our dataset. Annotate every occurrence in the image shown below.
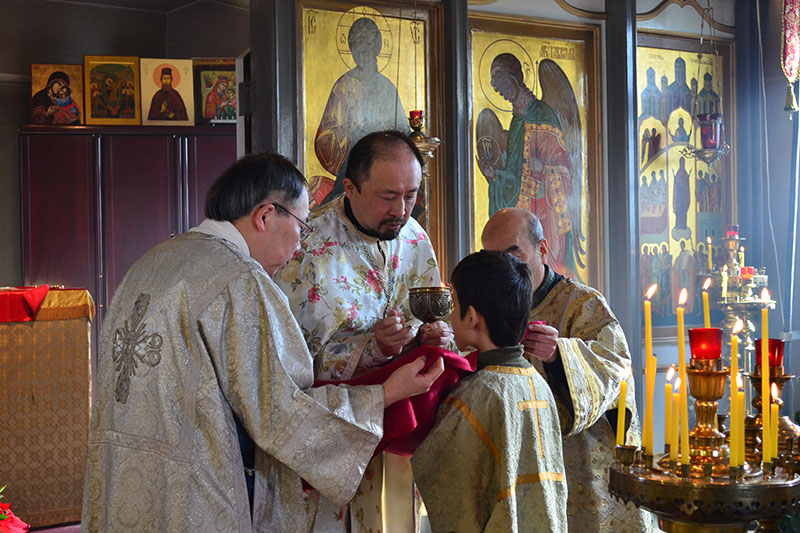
[529,266,653,532]
[82,223,384,532]
[412,346,568,533]
[276,196,441,532]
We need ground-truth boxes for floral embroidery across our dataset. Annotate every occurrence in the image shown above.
[365,269,383,294]
[390,254,400,269]
[308,286,321,303]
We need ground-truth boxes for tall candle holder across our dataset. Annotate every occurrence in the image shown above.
[744,340,800,462]
[609,329,800,531]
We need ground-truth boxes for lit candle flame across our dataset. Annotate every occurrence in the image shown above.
[441,282,447,288]
[674,376,681,390]
[740,246,745,253]
[736,373,744,390]
[620,366,632,380]
[702,277,712,291]
[679,288,688,306]
[645,284,657,300]
[771,382,779,402]
[761,287,770,302]
[707,236,712,244]
[723,264,728,273]
[666,366,676,382]
[733,319,744,335]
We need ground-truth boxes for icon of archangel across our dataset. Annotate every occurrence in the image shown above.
[475,46,586,279]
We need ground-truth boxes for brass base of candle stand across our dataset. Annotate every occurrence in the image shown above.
[609,460,800,532]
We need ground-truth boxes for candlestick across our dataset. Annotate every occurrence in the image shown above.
[677,289,690,464]
[665,383,673,455]
[671,378,680,462]
[771,384,779,460]
[616,378,628,446]
[761,290,770,463]
[721,265,728,299]
[730,329,740,466]
[737,376,746,466]
[707,236,713,270]
[643,286,656,454]
[645,355,656,455]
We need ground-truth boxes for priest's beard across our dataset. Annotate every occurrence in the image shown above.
[376,217,406,241]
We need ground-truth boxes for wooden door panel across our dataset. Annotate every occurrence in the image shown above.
[21,134,98,294]
[101,135,179,302]
[186,134,237,227]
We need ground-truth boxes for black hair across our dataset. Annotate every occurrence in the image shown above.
[344,130,424,191]
[451,250,533,348]
[204,152,307,221]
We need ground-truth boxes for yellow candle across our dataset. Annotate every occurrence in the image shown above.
[761,294,770,463]
[739,246,745,266]
[771,401,779,459]
[771,383,779,459]
[721,266,728,299]
[701,278,711,328]
[677,289,690,464]
[665,382,673,454]
[738,376,746,465]
[643,285,656,455]
[671,387,680,462]
[707,237,713,270]
[730,330,739,467]
[616,379,628,446]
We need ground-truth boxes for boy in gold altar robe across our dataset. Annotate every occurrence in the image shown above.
[412,250,568,532]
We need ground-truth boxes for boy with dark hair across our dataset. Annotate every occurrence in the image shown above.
[412,250,568,532]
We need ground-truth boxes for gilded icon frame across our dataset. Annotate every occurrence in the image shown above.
[297,1,444,254]
[469,13,603,290]
[83,55,141,126]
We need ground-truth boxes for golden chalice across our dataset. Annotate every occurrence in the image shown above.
[408,286,452,323]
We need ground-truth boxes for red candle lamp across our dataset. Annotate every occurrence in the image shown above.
[754,338,785,367]
[726,224,739,238]
[688,327,723,359]
[696,113,723,150]
[740,266,754,279]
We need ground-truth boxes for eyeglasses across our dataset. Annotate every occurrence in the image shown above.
[273,203,313,242]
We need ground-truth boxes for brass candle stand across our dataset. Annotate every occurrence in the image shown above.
[744,366,800,462]
[609,356,800,531]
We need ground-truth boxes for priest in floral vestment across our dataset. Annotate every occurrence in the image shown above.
[482,208,653,533]
[82,153,444,532]
[412,250,568,533]
[276,132,450,532]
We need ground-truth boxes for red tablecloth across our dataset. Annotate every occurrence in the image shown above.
[0,285,49,322]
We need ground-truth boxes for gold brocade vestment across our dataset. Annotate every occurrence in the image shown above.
[82,228,384,532]
[529,267,654,532]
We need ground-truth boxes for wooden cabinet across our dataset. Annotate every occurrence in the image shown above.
[20,125,237,322]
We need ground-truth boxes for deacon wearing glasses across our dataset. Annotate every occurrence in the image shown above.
[82,153,445,532]
[276,130,452,532]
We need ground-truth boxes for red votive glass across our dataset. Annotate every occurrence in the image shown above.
[741,266,754,280]
[754,338,785,367]
[697,113,722,150]
[409,110,423,120]
[726,225,739,238]
[688,327,723,359]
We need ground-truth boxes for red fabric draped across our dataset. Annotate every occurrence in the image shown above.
[0,285,50,322]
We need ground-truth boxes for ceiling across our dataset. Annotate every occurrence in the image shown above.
[71,0,248,12]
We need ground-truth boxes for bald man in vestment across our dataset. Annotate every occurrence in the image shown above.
[482,208,653,532]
